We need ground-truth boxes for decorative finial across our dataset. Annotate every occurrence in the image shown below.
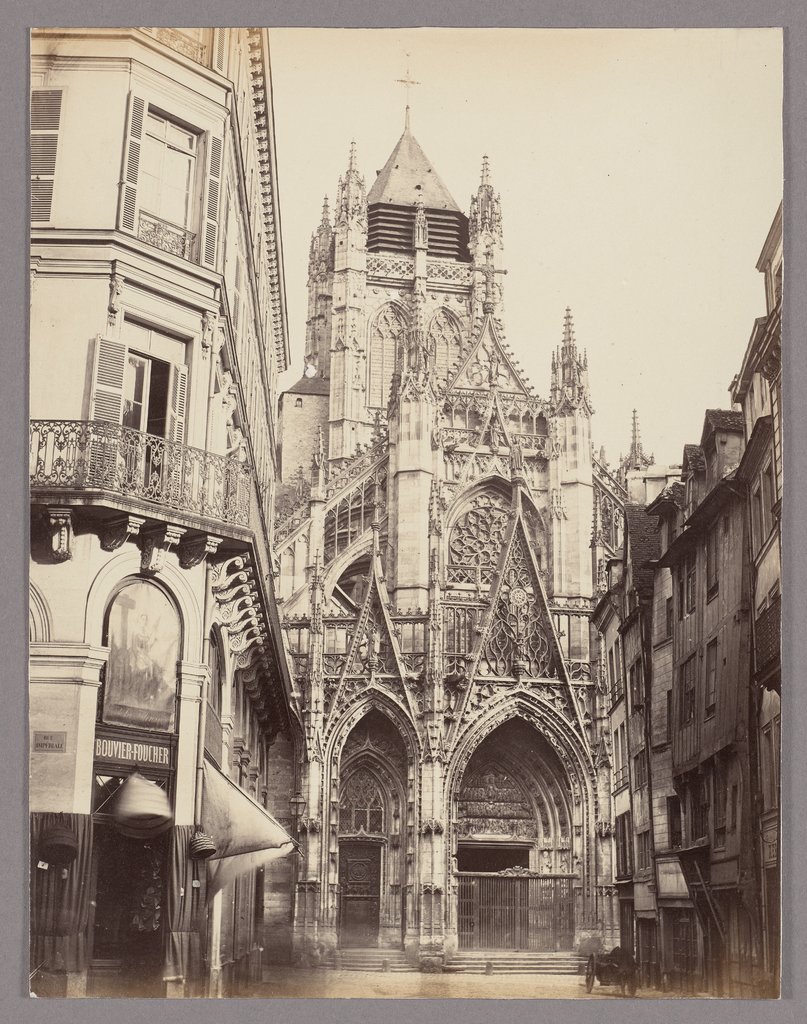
[481,154,491,187]
[562,307,576,350]
[320,195,330,225]
[348,140,358,172]
[396,53,421,128]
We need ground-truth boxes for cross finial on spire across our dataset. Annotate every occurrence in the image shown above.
[396,53,421,128]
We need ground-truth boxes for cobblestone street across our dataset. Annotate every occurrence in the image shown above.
[251,969,694,1000]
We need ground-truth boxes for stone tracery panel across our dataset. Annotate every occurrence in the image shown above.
[428,308,463,388]
[447,491,511,587]
[367,304,406,410]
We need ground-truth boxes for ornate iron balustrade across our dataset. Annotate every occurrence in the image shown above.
[138,210,197,260]
[30,419,251,526]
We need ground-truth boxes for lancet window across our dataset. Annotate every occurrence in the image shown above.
[340,767,385,834]
[367,304,406,410]
[428,308,462,387]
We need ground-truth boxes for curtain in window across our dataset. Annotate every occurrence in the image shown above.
[162,825,207,991]
[30,812,93,975]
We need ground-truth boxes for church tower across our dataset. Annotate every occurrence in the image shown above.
[275,111,621,969]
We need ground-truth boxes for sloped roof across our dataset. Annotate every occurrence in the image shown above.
[682,444,706,473]
[703,408,745,437]
[367,125,460,211]
[624,504,660,604]
[284,373,330,396]
[647,480,686,517]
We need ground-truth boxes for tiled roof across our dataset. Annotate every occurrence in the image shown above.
[367,125,461,211]
[624,504,660,604]
[284,373,331,396]
[703,408,745,435]
[682,444,706,473]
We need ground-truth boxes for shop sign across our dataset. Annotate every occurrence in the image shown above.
[94,734,171,767]
[33,731,67,753]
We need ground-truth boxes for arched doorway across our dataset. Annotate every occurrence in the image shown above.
[453,718,576,952]
[337,710,408,949]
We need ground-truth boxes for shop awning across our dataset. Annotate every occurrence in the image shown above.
[201,762,296,896]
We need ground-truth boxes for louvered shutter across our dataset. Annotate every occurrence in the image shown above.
[165,362,189,504]
[202,135,223,269]
[88,335,127,488]
[167,363,189,443]
[89,336,128,423]
[30,89,62,222]
[213,29,227,74]
[119,94,145,233]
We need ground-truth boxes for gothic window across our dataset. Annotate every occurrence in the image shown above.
[447,491,511,586]
[340,767,385,834]
[480,532,556,678]
[323,475,377,563]
[428,308,462,386]
[443,605,478,678]
[367,305,406,409]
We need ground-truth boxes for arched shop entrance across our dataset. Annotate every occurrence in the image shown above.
[87,579,181,996]
[454,718,576,952]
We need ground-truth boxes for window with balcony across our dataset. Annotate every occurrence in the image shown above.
[119,94,222,269]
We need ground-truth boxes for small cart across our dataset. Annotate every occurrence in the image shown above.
[584,946,638,996]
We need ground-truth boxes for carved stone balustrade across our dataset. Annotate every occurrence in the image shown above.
[137,210,197,260]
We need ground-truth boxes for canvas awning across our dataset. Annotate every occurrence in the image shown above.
[201,761,296,895]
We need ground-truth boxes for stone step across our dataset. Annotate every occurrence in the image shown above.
[446,953,587,975]
[324,948,417,973]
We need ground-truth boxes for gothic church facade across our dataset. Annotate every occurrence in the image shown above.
[274,115,626,967]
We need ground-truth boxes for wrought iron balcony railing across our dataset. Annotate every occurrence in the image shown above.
[30,419,252,527]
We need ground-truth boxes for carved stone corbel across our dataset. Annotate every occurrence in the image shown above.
[100,513,146,552]
[201,309,219,358]
[47,507,73,562]
[107,274,125,329]
[140,525,186,574]
[178,534,223,569]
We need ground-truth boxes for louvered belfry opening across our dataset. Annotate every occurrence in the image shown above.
[367,202,471,262]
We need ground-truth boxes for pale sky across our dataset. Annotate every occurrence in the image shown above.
[270,28,782,467]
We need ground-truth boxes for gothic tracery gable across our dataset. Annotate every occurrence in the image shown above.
[447,316,530,396]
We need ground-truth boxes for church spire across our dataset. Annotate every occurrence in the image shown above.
[551,307,592,415]
[619,409,654,476]
[336,140,366,223]
[469,154,503,248]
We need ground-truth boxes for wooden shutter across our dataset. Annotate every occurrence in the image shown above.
[30,89,62,222]
[213,29,228,74]
[89,336,128,423]
[201,134,223,269]
[119,93,145,233]
[167,363,189,443]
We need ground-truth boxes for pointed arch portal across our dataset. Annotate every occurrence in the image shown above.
[454,718,577,951]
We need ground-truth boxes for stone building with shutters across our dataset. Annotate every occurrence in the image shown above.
[274,113,630,969]
[29,28,297,997]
